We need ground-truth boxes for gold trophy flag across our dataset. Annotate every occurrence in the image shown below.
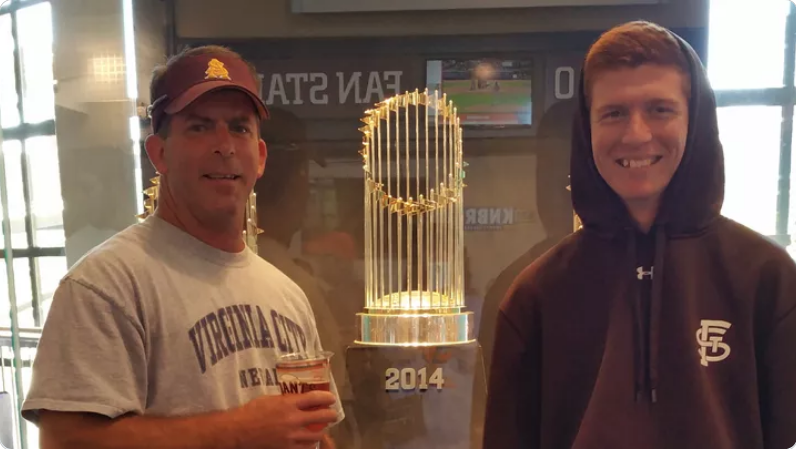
[136,175,262,251]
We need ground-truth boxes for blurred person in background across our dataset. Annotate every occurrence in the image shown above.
[254,107,357,446]
[478,98,575,373]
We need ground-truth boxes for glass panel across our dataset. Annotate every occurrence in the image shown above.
[789,120,796,259]
[2,140,30,249]
[707,0,790,89]
[0,141,5,252]
[0,13,20,128]
[21,345,38,449]
[0,258,34,328]
[35,255,66,323]
[25,135,64,248]
[17,2,55,124]
[0,261,9,328]
[718,106,781,236]
[0,345,27,449]
[11,258,34,328]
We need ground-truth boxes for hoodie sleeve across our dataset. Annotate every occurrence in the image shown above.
[757,257,796,449]
[483,275,542,449]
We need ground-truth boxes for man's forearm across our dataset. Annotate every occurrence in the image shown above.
[40,408,246,449]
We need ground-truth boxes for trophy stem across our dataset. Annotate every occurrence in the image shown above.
[415,91,422,306]
[378,114,385,307]
[405,95,411,303]
[434,90,441,303]
[387,105,393,301]
[442,93,449,303]
[424,94,430,309]
[457,121,464,302]
[448,112,455,302]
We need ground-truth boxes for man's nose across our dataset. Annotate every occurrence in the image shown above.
[213,126,235,157]
[622,111,652,145]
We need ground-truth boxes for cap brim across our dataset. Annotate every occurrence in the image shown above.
[164,80,270,120]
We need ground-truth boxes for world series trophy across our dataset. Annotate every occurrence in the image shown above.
[137,176,262,251]
[345,89,486,449]
[566,184,583,231]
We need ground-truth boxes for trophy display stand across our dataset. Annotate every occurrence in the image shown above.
[345,90,487,449]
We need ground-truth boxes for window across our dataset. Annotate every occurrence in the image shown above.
[708,0,790,90]
[0,0,64,332]
[0,3,63,447]
[709,0,795,247]
[16,2,54,125]
[26,135,64,248]
[718,106,782,236]
[2,140,34,248]
[0,14,19,128]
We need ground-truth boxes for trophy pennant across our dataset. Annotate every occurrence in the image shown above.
[136,175,263,252]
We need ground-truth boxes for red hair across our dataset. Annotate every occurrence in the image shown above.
[584,21,691,100]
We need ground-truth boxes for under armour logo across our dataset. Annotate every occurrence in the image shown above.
[696,320,732,366]
[636,266,654,280]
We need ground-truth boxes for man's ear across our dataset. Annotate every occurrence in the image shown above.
[145,134,168,175]
[257,139,268,178]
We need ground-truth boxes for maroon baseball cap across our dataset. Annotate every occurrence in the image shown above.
[148,52,269,133]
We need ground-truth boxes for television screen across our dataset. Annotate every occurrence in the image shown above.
[426,59,533,126]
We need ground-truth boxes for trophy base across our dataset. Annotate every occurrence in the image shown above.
[356,309,474,346]
[344,342,487,448]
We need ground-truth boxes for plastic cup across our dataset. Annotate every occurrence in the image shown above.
[276,351,334,432]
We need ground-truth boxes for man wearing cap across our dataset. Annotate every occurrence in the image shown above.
[21,45,342,449]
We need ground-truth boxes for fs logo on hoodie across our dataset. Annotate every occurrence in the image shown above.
[696,320,732,366]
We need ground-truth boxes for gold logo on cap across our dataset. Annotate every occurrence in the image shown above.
[205,58,231,81]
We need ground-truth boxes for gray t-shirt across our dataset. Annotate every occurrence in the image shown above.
[21,216,343,423]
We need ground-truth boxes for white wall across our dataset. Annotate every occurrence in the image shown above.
[175,0,708,39]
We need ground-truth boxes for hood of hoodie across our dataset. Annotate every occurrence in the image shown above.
[570,31,724,236]
[484,30,796,449]
[569,30,724,405]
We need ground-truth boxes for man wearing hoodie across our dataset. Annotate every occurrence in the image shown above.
[483,21,796,449]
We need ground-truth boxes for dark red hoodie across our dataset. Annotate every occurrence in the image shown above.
[482,31,796,449]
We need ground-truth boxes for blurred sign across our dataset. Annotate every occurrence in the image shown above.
[262,71,404,106]
[544,52,586,113]
[253,59,424,119]
[293,0,661,13]
[464,207,535,231]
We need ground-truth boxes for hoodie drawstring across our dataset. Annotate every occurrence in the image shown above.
[648,226,667,404]
[627,229,645,404]
[629,225,666,404]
